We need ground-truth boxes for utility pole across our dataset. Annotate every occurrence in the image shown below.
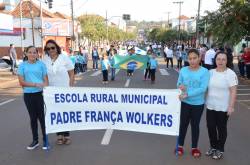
[71,0,75,50]
[196,0,201,48]
[106,10,108,44]
[40,0,44,55]
[167,12,171,28]
[173,1,183,45]
[29,0,35,46]
[19,0,24,53]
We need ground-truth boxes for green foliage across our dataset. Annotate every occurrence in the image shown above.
[147,28,189,43]
[78,15,136,42]
[202,0,250,45]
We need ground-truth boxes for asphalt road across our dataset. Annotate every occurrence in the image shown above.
[0,57,250,165]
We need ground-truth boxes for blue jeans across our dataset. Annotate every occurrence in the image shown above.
[92,57,98,69]
[111,68,116,80]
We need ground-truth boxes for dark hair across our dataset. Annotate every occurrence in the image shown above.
[213,51,231,68]
[10,44,13,47]
[25,45,38,53]
[44,39,61,55]
[187,48,200,56]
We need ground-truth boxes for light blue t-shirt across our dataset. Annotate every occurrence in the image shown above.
[101,59,110,70]
[149,58,158,69]
[18,60,47,93]
[177,66,209,105]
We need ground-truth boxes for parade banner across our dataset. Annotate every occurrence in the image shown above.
[44,87,181,136]
[114,54,149,70]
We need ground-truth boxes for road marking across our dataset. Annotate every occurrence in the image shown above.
[90,70,102,76]
[237,89,250,91]
[237,93,250,96]
[124,78,130,87]
[0,99,15,106]
[159,69,169,75]
[238,100,250,102]
[101,129,113,145]
[109,69,120,76]
[238,85,250,87]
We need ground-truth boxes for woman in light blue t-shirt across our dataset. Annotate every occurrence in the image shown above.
[17,46,48,150]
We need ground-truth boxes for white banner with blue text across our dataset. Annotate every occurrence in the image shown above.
[44,87,181,136]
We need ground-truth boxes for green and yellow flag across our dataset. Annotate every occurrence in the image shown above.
[114,54,149,70]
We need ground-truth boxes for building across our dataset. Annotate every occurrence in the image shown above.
[170,15,196,33]
[0,0,78,59]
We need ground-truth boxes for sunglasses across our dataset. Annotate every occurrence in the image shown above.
[46,46,56,51]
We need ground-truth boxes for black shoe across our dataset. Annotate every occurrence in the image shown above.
[26,141,39,150]
[205,148,216,156]
[212,150,224,160]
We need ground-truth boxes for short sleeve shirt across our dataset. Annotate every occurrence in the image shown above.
[206,69,238,112]
[42,54,74,87]
[17,60,47,93]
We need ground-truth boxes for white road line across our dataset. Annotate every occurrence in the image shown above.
[90,70,102,76]
[238,100,250,102]
[237,93,250,96]
[237,89,250,91]
[159,69,170,76]
[109,69,120,76]
[238,85,250,87]
[0,99,15,106]
[101,129,113,145]
[124,78,130,87]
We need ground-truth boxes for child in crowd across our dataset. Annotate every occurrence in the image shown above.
[109,49,117,81]
[101,52,110,84]
[144,50,152,80]
[149,54,158,84]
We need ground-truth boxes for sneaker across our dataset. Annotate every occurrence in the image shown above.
[212,150,223,160]
[26,141,39,150]
[205,148,216,156]
[42,143,50,150]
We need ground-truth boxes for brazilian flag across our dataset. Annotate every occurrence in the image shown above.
[114,54,149,70]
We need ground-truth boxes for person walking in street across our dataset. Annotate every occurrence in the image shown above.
[176,49,210,158]
[238,44,247,78]
[92,47,99,70]
[144,49,152,80]
[42,39,74,145]
[17,46,48,150]
[101,52,110,84]
[149,54,158,84]
[205,52,238,160]
[242,47,250,79]
[165,46,174,69]
[176,48,183,70]
[9,44,17,75]
[109,49,117,81]
[204,45,216,70]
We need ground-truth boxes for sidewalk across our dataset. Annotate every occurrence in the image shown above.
[0,68,18,86]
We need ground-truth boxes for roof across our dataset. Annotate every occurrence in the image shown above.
[178,15,189,20]
[53,12,71,19]
[10,0,70,19]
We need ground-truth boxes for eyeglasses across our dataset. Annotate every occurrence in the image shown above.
[46,46,56,51]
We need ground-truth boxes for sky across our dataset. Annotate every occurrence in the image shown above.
[48,0,220,22]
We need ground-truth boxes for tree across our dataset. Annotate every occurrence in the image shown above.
[202,0,250,46]
[78,15,136,43]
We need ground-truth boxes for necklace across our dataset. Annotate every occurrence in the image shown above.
[50,55,58,66]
